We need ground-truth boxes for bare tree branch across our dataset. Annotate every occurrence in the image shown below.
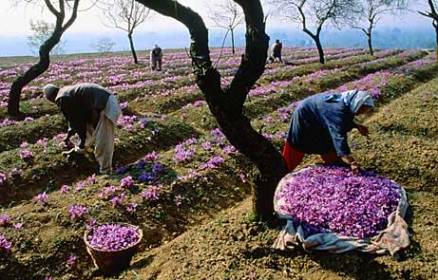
[62,0,80,32]
[43,0,60,16]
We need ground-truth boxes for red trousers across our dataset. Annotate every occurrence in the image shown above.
[282,141,342,172]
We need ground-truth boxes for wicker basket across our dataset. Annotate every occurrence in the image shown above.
[84,223,143,276]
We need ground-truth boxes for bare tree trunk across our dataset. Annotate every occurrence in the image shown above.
[128,33,139,64]
[367,32,374,56]
[435,24,438,61]
[314,36,325,64]
[230,27,235,54]
[207,104,288,220]
[135,0,287,220]
[8,32,62,117]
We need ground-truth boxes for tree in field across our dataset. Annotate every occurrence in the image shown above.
[419,0,438,60]
[8,0,80,117]
[92,37,117,53]
[101,0,150,64]
[134,0,286,220]
[353,0,408,56]
[28,20,66,55]
[208,0,244,54]
[270,0,359,64]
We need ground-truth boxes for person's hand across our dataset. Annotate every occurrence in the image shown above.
[350,163,362,174]
[62,147,76,156]
[356,124,369,137]
[62,146,85,156]
[74,146,86,154]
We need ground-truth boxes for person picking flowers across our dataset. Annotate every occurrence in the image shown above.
[283,90,374,173]
[43,83,122,174]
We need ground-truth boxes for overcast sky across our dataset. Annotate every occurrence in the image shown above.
[0,0,432,37]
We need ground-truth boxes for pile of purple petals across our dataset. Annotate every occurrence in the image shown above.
[86,224,140,251]
[275,166,401,239]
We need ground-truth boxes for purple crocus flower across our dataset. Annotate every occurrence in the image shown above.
[99,184,118,200]
[138,172,155,183]
[19,149,33,160]
[34,192,48,206]
[136,159,146,169]
[0,234,12,252]
[152,162,165,174]
[110,193,126,208]
[140,185,161,201]
[200,156,225,170]
[210,128,225,143]
[68,205,88,221]
[201,141,212,151]
[13,223,23,230]
[144,151,159,162]
[66,254,78,269]
[120,176,135,189]
[60,185,71,194]
[126,203,138,213]
[0,214,11,226]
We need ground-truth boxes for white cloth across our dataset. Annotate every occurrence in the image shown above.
[85,94,121,173]
[341,90,375,114]
[273,167,410,256]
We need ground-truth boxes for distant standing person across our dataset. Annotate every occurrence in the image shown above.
[269,39,283,63]
[150,44,163,71]
[43,83,122,174]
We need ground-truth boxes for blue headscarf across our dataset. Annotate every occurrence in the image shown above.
[341,90,374,114]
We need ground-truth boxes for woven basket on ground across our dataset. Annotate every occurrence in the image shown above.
[83,223,143,276]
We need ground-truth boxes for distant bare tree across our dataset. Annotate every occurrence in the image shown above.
[101,0,150,63]
[354,0,408,56]
[92,37,116,53]
[27,20,66,55]
[419,0,438,59]
[208,0,244,54]
[8,0,80,117]
[270,0,359,64]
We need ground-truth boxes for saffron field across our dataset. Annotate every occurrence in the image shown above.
[0,48,437,279]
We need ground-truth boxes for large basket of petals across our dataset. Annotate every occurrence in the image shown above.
[84,223,143,275]
[273,165,409,255]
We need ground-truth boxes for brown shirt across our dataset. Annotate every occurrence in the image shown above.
[55,83,110,146]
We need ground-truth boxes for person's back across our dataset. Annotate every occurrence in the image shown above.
[271,40,283,62]
[56,83,110,112]
[56,83,110,125]
[288,92,354,154]
[273,42,281,56]
[150,45,163,71]
[151,46,162,58]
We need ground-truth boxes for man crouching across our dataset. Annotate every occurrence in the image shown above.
[43,83,122,174]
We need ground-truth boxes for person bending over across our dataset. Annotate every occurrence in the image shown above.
[283,90,374,173]
[44,83,122,174]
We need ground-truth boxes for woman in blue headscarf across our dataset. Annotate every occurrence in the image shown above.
[283,90,374,173]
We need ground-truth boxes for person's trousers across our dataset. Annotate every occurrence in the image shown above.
[282,141,342,172]
[85,95,121,174]
[151,57,162,70]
